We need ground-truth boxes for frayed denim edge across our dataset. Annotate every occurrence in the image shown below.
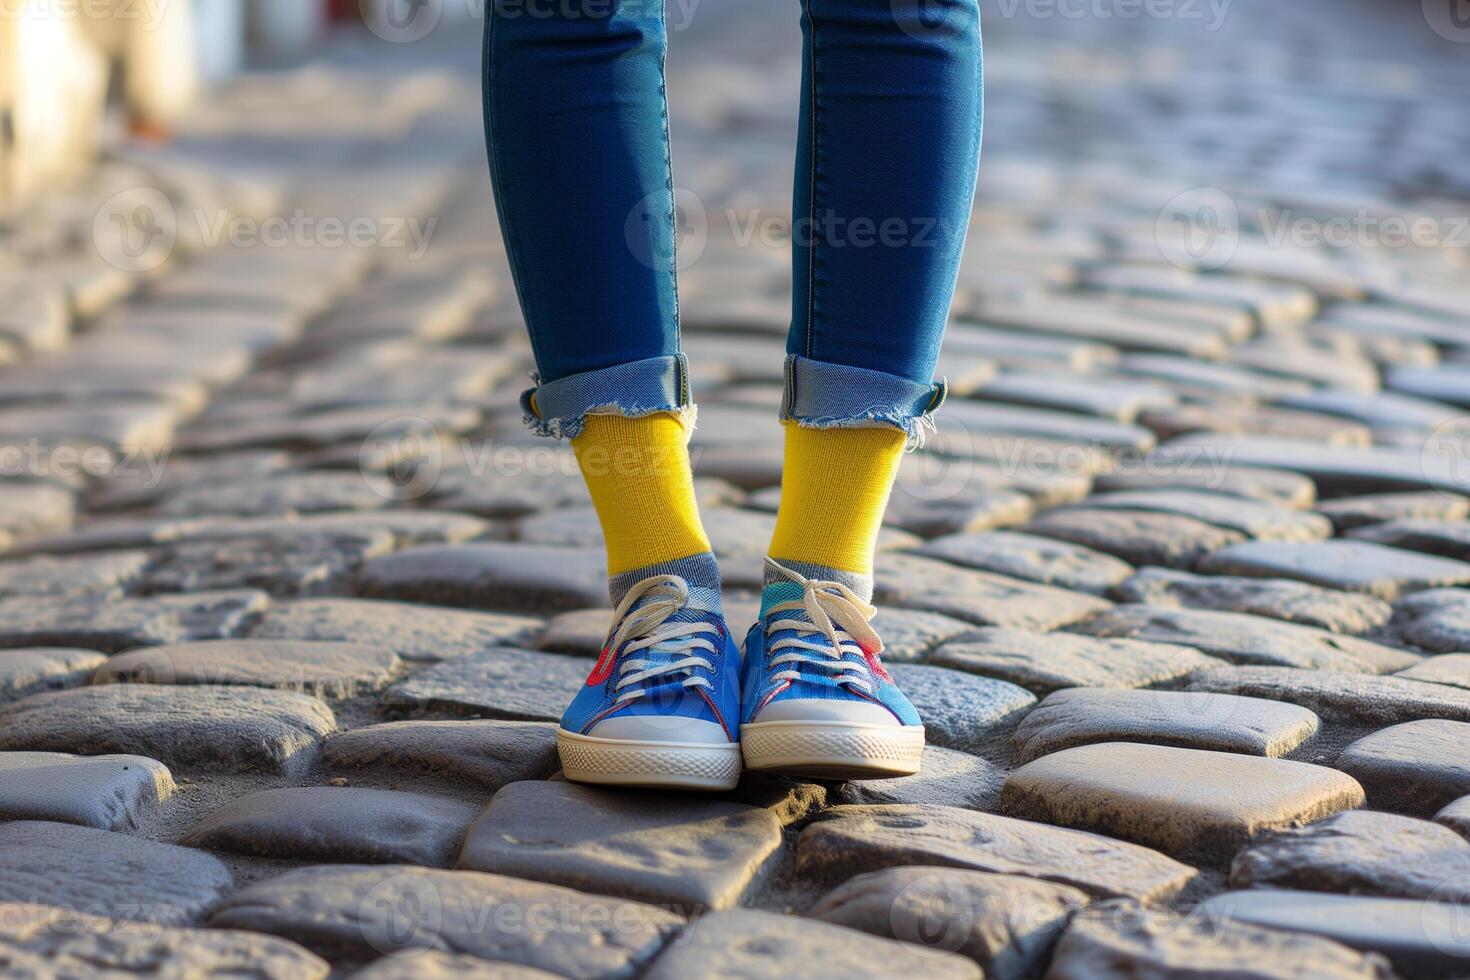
[784,408,938,451]
[522,398,698,440]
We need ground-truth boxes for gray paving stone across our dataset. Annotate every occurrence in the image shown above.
[250,597,541,662]
[383,647,589,722]
[0,902,330,979]
[798,805,1198,902]
[941,400,1157,453]
[811,867,1087,980]
[1003,743,1363,863]
[974,371,1176,422]
[1435,796,1470,840]
[1199,539,1470,600]
[209,864,680,974]
[0,684,336,773]
[1093,463,1317,509]
[1046,899,1392,980]
[0,483,77,539]
[0,820,232,925]
[931,627,1220,695]
[0,550,149,600]
[186,786,480,867]
[1141,400,1374,446]
[886,664,1035,751]
[1157,434,1468,497]
[1318,492,1470,531]
[0,752,174,830]
[1397,654,1470,690]
[864,608,980,663]
[1188,666,1470,724]
[1349,519,1470,562]
[830,745,1005,810]
[1195,891,1470,980]
[156,471,397,517]
[360,543,608,614]
[95,639,400,697]
[915,530,1133,595]
[349,950,562,979]
[873,554,1110,630]
[0,648,106,702]
[1075,605,1418,673]
[1230,810,1470,902]
[1024,508,1246,569]
[882,485,1036,539]
[143,530,396,597]
[1335,720,1470,815]
[457,781,782,910]
[431,466,594,518]
[1111,567,1394,634]
[1077,490,1333,541]
[1392,588,1470,653]
[324,719,560,789]
[0,589,270,653]
[1012,688,1319,763]
[645,908,980,979]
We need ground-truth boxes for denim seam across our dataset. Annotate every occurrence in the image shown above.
[657,16,681,360]
[802,0,820,360]
[483,3,543,375]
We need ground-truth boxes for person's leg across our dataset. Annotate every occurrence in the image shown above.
[484,0,740,789]
[744,0,982,778]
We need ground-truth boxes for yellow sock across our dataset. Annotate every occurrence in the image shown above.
[769,422,906,577]
[571,413,712,576]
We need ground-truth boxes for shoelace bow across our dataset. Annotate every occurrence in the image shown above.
[606,574,720,705]
[763,557,884,695]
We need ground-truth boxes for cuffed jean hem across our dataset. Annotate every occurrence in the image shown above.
[780,355,947,448]
[521,354,694,439]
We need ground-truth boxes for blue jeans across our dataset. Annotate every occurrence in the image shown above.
[484,0,982,440]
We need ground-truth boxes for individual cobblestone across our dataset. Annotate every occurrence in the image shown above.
[1230,810,1470,902]
[1110,567,1393,634]
[829,745,1005,810]
[1074,605,1418,673]
[0,821,233,925]
[383,648,590,722]
[931,627,1220,695]
[185,787,480,867]
[0,752,174,830]
[1002,744,1363,864]
[94,639,401,697]
[798,805,1198,902]
[209,864,680,973]
[644,909,980,979]
[0,684,336,773]
[457,781,783,909]
[915,530,1134,595]
[1011,689,1319,762]
[884,665,1035,751]
[250,598,541,662]
[1334,720,1470,816]
[1188,666,1470,725]
[0,903,330,979]
[1023,508,1246,569]
[1046,900,1392,980]
[0,648,106,702]
[360,544,609,614]
[1390,588,1470,653]
[810,867,1088,980]
[322,719,560,789]
[1317,492,1470,532]
[873,554,1110,630]
[0,589,269,652]
[1194,891,1470,979]
[1199,540,1470,600]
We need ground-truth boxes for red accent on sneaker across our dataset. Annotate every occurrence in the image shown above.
[864,649,894,683]
[586,644,617,686]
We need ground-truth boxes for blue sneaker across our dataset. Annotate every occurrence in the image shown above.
[557,572,743,790]
[740,558,924,779]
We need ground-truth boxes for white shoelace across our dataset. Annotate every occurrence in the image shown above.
[606,574,720,705]
[763,558,884,695]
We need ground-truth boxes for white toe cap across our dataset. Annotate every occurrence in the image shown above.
[587,715,731,744]
[751,699,900,726]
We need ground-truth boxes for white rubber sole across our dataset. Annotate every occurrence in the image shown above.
[557,728,742,791]
[741,720,925,780]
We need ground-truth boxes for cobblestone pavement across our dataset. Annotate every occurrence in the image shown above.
[2,0,1470,976]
